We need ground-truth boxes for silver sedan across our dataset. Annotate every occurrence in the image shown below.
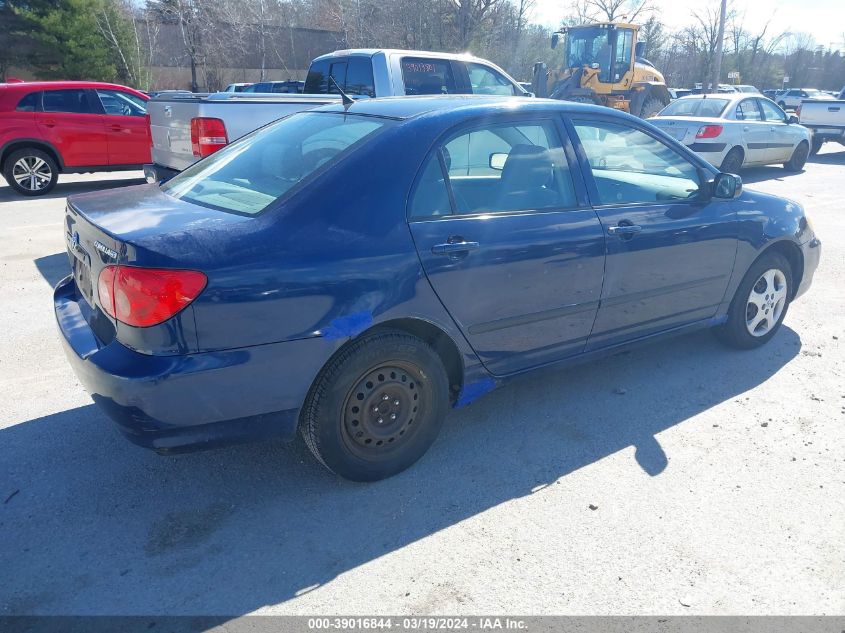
[650,94,812,173]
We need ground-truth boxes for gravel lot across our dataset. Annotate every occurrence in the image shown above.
[1,150,843,617]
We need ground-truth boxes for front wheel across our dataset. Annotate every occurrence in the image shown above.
[2,148,59,196]
[714,252,793,349]
[784,141,809,171]
[638,96,666,119]
[300,330,449,481]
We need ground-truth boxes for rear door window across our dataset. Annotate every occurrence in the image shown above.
[42,89,96,114]
[15,92,38,112]
[401,58,457,95]
[436,120,576,214]
[346,57,375,97]
[735,99,761,121]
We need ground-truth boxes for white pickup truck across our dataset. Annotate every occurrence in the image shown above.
[145,49,527,182]
[799,95,845,155]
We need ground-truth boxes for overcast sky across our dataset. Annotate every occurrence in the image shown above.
[529,0,845,50]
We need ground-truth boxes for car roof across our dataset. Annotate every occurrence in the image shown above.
[311,94,618,121]
[312,49,497,63]
[0,80,146,96]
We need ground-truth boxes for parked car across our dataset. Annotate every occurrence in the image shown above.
[733,85,761,94]
[242,80,303,94]
[145,49,529,182]
[799,97,845,154]
[55,96,820,481]
[223,82,254,93]
[147,89,193,98]
[651,94,811,173]
[776,88,836,110]
[0,80,150,196]
[668,88,692,100]
[762,89,779,100]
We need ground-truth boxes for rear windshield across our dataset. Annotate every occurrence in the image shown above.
[659,98,730,118]
[401,58,457,95]
[162,112,389,215]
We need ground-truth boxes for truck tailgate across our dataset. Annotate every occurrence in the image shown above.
[799,100,845,127]
[148,94,339,172]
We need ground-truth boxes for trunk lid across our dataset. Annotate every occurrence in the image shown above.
[65,183,253,352]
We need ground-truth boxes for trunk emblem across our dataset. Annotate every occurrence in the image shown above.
[94,241,118,260]
[164,105,172,118]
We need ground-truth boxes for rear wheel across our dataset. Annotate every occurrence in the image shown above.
[300,330,449,481]
[784,141,809,172]
[809,136,823,156]
[2,148,59,196]
[714,252,793,349]
[720,147,744,173]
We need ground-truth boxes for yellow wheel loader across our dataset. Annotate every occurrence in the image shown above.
[531,22,670,118]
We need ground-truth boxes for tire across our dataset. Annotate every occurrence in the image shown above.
[784,141,809,172]
[714,252,793,349]
[720,147,744,173]
[300,330,449,482]
[809,137,823,156]
[638,96,666,119]
[2,148,59,196]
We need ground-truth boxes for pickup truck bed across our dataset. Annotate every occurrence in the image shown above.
[799,99,845,154]
[145,93,339,181]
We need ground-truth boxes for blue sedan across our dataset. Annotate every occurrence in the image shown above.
[55,96,821,481]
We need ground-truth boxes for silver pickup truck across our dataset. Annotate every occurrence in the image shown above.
[145,49,527,182]
[799,96,845,155]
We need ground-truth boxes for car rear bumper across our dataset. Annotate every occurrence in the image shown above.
[143,163,180,184]
[54,275,332,452]
[795,237,821,300]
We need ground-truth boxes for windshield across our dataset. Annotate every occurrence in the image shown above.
[162,113,389,215]
[565,26,613,81]
[658,98,730,118]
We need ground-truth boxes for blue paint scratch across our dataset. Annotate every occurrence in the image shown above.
[321,311,374,340]
[455,378,497,408]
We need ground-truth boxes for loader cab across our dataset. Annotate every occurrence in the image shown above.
[553,23,637,85]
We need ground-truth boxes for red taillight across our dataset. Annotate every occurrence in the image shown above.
[696,125,723,139]
[796,105,801,118]
[98,266,207,328]
[190,117,228,157]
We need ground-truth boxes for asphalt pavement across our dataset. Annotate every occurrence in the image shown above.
[0,152,843,616]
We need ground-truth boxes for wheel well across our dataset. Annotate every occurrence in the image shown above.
[759,240,804,299]
[369,318,464,402]
[1,142,62,172]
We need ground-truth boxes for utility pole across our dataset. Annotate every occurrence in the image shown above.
[710,0,727,91]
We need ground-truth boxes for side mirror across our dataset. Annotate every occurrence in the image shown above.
[788,115,799,124]
[635,41,645,58]
[713,172,743,199]
[551,33,560,49]
[489,153,508,170]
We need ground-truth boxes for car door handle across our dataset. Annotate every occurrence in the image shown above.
[109,124,124,131]
[607,224,642,237]
[431,240,479,255]
[42,119,56,128]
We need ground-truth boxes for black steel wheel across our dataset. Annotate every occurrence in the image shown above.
[301,330,449,481]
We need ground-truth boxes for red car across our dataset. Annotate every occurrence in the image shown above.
[0,81,150,196]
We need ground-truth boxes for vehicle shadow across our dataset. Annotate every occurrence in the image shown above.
[0,327,801,615]
[739,165,800,184]
[0,175,145,203]
[807,148,845,165]
[33,252,70,287]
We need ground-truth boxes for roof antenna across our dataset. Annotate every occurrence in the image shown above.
[329,76,354,109]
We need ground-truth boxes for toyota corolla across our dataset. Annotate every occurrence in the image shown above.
[54,96,820,481]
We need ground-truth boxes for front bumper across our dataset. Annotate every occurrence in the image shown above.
[795,236,821,300]
[143,163,180,184]
[54,276,332,452]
